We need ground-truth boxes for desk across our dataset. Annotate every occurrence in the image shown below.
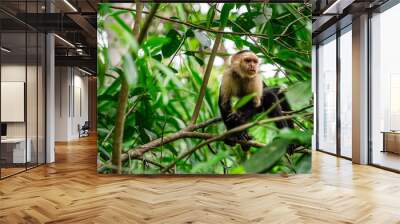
[1,138,31,163]
[382,131,400,154]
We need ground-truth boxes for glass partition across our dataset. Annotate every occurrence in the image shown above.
[38,32,45,165]
[27,30,38,169]
[317,35,337,154]
[0,0,46,179]
[0,30,27,177]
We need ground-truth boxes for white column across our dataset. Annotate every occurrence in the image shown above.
[352,14,369,164]
[46,32,55,163]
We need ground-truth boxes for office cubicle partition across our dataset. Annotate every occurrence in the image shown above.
[0,0,46,179]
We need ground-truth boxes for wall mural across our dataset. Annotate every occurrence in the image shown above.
[97,3,312,175]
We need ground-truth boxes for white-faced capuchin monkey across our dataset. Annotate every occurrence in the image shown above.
[218,50,294,152]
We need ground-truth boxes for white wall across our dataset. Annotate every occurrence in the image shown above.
[55,66,89,141]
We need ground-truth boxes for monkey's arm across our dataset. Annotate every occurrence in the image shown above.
[218,92,252,149]
[218,93,235,129]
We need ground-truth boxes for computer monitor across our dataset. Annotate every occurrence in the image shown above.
[1,123,7,137]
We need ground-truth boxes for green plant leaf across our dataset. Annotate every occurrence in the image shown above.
[285,81,312,110]
[294,153,311,173]
[232,93,256,111]
[143,36,171,50]
[277,128,312,146]
[122,54,138,86]
[242,138,289,173]
[191,150,228,173]
[161,29,183,58]
[220,3,235,27]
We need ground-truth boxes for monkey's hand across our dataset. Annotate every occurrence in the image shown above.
[224,131,252,146]
[226,112,246,124]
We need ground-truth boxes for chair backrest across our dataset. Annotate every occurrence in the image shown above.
[82,121,90,129]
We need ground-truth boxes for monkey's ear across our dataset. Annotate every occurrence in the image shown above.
[230,54,241,64]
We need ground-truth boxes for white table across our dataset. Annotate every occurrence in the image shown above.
[1,138,31,163]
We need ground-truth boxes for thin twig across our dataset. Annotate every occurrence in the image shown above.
[110,6,280,39]
[168,35,186,66]
[283,104,313,115]
[190,22,224,125]
[137,4,160,44]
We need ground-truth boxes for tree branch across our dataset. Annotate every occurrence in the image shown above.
[111,78,128,174]
[134,156,166,170]
[161,112,312,173]
[185,117,222,131]
[189,22,224,125]
[137,4,160,44]
[122,131,265,160]
[183,50,231,57]
[132,1,142,37]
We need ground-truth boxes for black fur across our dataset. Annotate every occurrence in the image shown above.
[218,83,294,152]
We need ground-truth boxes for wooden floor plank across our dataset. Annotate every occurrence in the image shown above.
[0,135,400,223]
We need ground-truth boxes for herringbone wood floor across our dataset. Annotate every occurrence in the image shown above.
[0,136,400,224]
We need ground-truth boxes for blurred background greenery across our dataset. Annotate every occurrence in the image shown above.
[97,3,312,174]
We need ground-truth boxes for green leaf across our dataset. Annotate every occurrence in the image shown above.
[206,4,216,29]
[232,93,256,111]
[294,153,311,173]
[151,58,175,77]
[185,29,195,38]
[220,4,235,27]
[285,81,312,110]
[191,150,228,174]
[242,138,289,173]
[230,165,246,174]
[232,12,257,32]
[100,74,120,96]
[122,54,138,86]
[161,29,183,58]
[277,128,312,146]
[143,36,171,50]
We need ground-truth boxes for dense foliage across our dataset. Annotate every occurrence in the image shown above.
[97,3,313,174]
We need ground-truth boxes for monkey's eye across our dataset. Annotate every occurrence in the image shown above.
[244,59,251,63]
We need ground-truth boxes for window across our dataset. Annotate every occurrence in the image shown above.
[317,35,337,154]
[339,26,352,158]
[370,3,400,171]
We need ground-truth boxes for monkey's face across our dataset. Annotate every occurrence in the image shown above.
[240,52,259,77]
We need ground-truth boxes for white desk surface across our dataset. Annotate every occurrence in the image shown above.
[1,138,27,143]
